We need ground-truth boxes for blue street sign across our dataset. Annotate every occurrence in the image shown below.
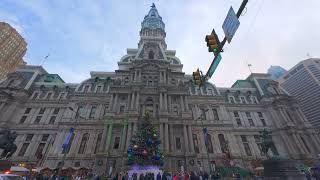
[62,128,74,149]
[208,54,222,78]
[222,6,240,43]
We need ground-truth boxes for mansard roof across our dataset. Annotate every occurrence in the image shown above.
[141,3,165,31]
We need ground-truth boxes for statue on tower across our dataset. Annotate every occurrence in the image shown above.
[0,130,17,159]
[260,129,273,159]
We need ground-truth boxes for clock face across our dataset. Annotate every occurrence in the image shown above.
[148,19,159,28]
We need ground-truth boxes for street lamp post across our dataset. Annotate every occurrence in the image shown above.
[197,109,213,174]
[57,127,75,176]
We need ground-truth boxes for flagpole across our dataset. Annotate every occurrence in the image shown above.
[247,64,252,73]
[40,53,50,66]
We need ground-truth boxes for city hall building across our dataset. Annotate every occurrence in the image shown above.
[0,4,319,174]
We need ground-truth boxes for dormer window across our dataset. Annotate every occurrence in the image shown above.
[250,96,259,104]
[83,85,90,92]
[228,96,236,104]
[240,96,247,104]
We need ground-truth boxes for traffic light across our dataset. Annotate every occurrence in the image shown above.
[192,68,203,86]
[205,29,221,54]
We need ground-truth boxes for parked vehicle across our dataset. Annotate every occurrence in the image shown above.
[0,174,24,180]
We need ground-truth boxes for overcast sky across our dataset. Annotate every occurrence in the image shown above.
[1,0,319,87]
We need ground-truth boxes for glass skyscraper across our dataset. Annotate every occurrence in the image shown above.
[278,58,320,129]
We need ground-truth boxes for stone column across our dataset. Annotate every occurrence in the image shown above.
[130,92,135,110]
[285,133,298,155]
[183,125,189,153]
[199,132,207,153]
[297,134,310,153]
[53,131,66,154]
[165,123,169,152]
[134,71,137,81]
[159,72,163,83]
[69,131,82,155]
[86,133,96,154]
[312,133,320,146]
[184,96,189,111]
[292,133,306,154]
[133,122,137,135]
[126,123,132,149]
[159,93,163,110]
[279,108,289,123]
[135,92,140,110]
[168,96,172,112]
[99,128,108,152]
[188,126,195,153]
[120,125,127,151]
[127,94,131,111]
[170,124,175,152]
[160,123,164,150]
[304,134,318,153]
[226,133,239,156]
[298,108,308,122]
[0,103,5,111]
[113,94,118,112]
[164,93,168,111]
[213,134,222,154]
[109,94,114,110]
[180,96,185,112]
[105,124,113,152]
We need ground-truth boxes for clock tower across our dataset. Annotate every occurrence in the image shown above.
[139,3,167,50]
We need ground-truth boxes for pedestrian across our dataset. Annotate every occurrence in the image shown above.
[189,172,195,180]
[139,173,144,180]
[133,173,138,180]
[203,172,208,180]
[173,174,178,180]
[161,172,167,180]
[184,172,189,180]
[166,173,172,180]
[156,172,161,180]
[113,173,119,180]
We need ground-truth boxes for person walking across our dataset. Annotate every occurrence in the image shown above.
[173,174,178,180]
[184,172,189,180]
[156,172,161,180]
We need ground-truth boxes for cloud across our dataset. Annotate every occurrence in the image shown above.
[1,0,319,87]
[0,11,25,35]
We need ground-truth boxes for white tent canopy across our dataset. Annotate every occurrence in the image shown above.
[10,166,29,172]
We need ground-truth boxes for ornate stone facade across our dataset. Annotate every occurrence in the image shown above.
[0,4,319,173]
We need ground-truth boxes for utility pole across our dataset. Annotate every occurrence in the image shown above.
[204,0,248,80]
[192,0,249,85]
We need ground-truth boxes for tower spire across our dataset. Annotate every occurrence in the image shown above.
[139,3,167,49]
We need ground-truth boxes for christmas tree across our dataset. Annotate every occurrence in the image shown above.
[127,112,164,166]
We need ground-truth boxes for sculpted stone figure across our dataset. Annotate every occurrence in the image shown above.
[0,130,17,159]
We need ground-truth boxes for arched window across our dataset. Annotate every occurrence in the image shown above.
[218,134,227,153]
[94,133,102,154]
[78,133,89,154]
[148,51,154,59]
[206,134,214,153]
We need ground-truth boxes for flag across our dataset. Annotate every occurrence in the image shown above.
[202,127,208,145]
